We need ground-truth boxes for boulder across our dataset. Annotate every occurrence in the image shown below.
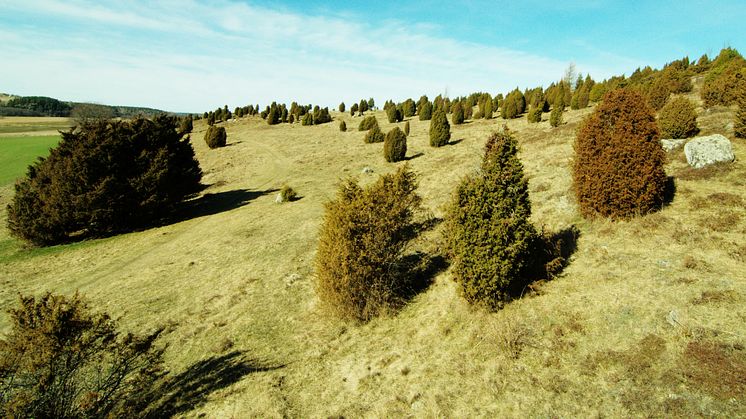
[684,134,735,169]
[660,138,687,152]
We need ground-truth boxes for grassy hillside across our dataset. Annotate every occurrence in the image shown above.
[1,81,744,416]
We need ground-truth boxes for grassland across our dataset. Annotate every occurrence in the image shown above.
[0,135,61,186]
[0,81,744,416]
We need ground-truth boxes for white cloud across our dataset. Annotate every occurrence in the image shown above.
[0,0,636,112]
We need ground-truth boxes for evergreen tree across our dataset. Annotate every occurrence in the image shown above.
[419,101,433,121]
[383,127,407,162]
[550,106,563,127]
[429,110,450,147]
[452,101,465,125]
[734,86,746,138]
[484,98,493,119]
[404,120,410,136]
[339,102,346,113]
[445,129,539,309]
[351,103,359,116]
[367,97,375,110]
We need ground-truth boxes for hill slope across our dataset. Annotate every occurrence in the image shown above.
[0,81,744,416]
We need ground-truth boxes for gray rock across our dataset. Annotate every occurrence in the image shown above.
[361,167,374,174]
[660,138,687,152]
[684,134,735,168]
[275,193,284,204]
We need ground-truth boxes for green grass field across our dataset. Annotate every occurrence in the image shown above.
[0,135,60,186]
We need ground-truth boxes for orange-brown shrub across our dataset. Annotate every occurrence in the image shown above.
[573,89,667,219]
[658,96,698,138]
[315,166,422,321]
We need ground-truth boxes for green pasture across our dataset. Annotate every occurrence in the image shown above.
[0,135,60,186]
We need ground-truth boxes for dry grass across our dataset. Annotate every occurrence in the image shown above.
[0,87,745,417]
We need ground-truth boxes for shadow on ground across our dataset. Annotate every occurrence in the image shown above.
[510,225,581,298]
[168,188,278,223]
[148,351,283,418]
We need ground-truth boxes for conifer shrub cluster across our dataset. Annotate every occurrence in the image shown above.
[358,115,378,131]
[7,116,203,246]
[0,293,165,418]
[445,130,539,309]
[701,48,746,107]
[658,97,698,138]
[500,89,526,119]
[205,125,227,148]
[418,101,433,120]
[302,113,313,126]
[315,166,422,321]
[363,125,384,143]
[384,127,407,162]
[339,120,347,132]
[573,89,666,219]
[429,110,450,147]
[385,103,403,123]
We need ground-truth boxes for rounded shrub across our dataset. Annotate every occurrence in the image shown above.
[573,89,666,219]
[429,110,450,147]
[302,113,314,126]
[7,116,203,246]
[315,166,422,321]
[278,185,297,202]
[358,115,378,131]
[178,115,193,134]
[205,125,227,148]
[0,293,165,418]
[384,127,407,162]
[339,120,347,132]
[658,97,698,138]
[364,125,384,143]
[445,130,538,309]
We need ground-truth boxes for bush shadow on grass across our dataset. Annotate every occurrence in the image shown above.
[148,350,283,418]
[663,176,676,207]
[167,188,278,224]
[394,217,448,307]
[447,139,464,146]
[509,225,581,298]
[405,152,424,161]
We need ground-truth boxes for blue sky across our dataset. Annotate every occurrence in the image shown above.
[0,0,743,113]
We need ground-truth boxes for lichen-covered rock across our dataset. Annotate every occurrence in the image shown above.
[660,138,687,152]
[684,134,735,168]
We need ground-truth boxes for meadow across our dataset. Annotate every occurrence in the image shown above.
[0,80,744,416]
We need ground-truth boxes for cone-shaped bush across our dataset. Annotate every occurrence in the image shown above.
[302,113,313,126]
[549,106,563,127]
[205,125,227,148]
[419,101,433,121]
[527,106,542,123]
[386,105,401,123]
[658,97,698,138]
[573,89,666,219]
[445,130,538,309]
[384,127,407,162]
[483,99,493,119]
[339,120,347,132]
[8,116,203,246]
[315,166,422,321]
[358,115,378,131]
[364,125,384,143]
[339,102,346,112]
[452,102,464,125]
[429,110,450,147]
[404,120,410,136]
